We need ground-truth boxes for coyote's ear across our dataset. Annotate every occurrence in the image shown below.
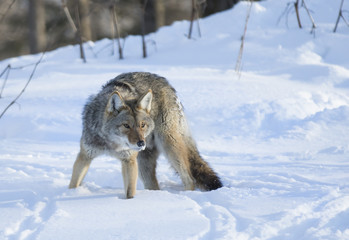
[106,91,124,114]
[137,90,152,113]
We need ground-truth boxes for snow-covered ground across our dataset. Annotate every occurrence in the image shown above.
[1,0,349,239]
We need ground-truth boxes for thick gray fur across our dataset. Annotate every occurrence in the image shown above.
[69,72,222,198]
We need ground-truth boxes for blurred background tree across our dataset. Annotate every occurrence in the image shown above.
[0,0,238,60]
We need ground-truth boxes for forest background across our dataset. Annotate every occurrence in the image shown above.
[0,0,239,60]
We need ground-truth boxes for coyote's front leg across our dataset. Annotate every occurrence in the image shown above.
[121,153,138,199]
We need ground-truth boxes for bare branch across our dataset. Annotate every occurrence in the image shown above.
[61,0,78,32]
[0,65,10,79]
[342,13,349,27]
[0,53,45,119]
[277,2,293,28]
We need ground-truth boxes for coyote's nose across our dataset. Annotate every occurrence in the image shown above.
[137,140,145,148]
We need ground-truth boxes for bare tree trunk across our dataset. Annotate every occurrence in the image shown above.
[110,5,123,59]
[28,0,46,54]
[188,0,196,39]
[75,4,86,63]
[78,0,92,40]
[61,0,86,62]
[154,0,165,29]
[334,0,347,32]
[141,0,148,58]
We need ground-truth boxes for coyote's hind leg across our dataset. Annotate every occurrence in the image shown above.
[69,145,93,189]
[137,146,160,190]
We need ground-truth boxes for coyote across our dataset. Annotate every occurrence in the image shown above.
[69,72,222,198]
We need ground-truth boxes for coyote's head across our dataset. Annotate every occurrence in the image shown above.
[102,90,155,152]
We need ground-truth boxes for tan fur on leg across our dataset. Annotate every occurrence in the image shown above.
[69,146,92,189]
[158,132,195,191]
[121,154,138,198]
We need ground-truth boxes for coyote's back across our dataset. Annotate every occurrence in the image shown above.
[69,72,222,198]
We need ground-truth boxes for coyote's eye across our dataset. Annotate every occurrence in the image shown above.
[140,122,146,129]
[123,124,130,129]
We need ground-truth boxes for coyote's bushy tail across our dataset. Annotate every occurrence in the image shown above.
[188,145,223,191]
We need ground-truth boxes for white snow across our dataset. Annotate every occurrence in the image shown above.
[1,0,349,239]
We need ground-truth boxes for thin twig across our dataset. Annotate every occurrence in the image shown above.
[277,2,293,28]
[342,13,349,27]
[0,65,10,79]
[0,65,11,98]
[0,53,45,119]
[235,1,253,73]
